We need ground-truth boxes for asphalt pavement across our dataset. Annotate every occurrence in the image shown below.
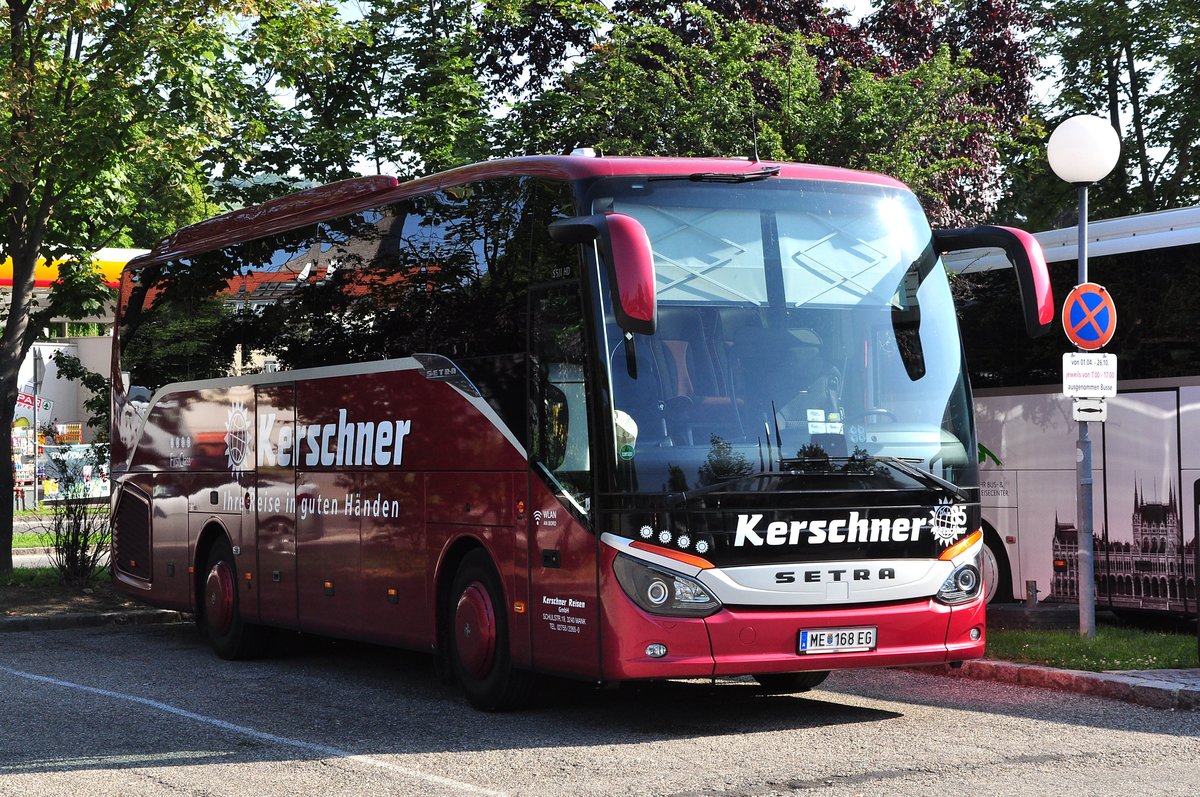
[3,560,1197,712]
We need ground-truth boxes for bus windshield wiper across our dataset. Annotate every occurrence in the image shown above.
[768,452,970,503]
[649,166,781,184]
[868,456,971,503]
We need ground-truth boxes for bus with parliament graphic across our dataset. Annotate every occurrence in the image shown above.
[948,207,1200,617]
[109,155,1051,709]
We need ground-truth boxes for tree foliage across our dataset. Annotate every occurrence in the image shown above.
[210,0,609,206]
[0,0,330,572]
[505,4,1035,226]
[209,1,1040,220]
[1029,0,1200,222]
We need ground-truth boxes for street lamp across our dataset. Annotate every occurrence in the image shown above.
[1047,114,1120,639]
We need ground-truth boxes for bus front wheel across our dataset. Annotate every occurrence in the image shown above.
[980,530,1013,604]
[447,550,533,711]
[753,671,831,693]
[201,538,266,660]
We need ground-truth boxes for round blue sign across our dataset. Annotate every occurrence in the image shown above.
[1062,282,1116,351]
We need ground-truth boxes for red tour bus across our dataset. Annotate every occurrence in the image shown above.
[110,155,1052,709]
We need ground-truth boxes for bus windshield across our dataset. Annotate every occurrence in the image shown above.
[589,177,974,494]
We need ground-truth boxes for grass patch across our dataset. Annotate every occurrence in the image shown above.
[1,567,63,590]
[987,625,1199,671]
[11,531,51,548]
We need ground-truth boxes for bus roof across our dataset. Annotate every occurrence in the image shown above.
[133,155,909,268]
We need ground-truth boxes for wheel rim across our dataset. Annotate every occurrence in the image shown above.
[980,544,999,604]
[204,559,236,638]
[453,582,497,679]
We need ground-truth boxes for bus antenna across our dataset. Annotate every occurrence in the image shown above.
[751,111,761,163]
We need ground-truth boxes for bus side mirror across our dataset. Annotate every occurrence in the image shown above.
[549,212,657,336]
[933,225,1054,338]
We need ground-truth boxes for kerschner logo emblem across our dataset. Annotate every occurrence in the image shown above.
[733,506,968,548]
[929,498,969,547]
[224,401,252,471]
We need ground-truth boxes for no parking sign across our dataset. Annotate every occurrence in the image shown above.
[1062,282,1116,351]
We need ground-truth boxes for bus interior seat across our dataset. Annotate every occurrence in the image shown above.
[656,307,742,445]
[730,325,837,428]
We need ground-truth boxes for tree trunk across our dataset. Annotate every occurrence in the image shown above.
[1122,40,1155,210]
[0,387,19,573]
[1105,53,1121,134]
[1,230,47,574]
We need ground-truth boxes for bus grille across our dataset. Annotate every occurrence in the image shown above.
[113,488,151,580]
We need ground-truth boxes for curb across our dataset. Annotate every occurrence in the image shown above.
[916,660,1200,712]
[0,609,187,633]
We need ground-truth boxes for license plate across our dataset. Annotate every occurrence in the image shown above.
[798,626,877,654]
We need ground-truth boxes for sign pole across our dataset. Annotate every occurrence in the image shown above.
[32,355,42,511]
[1075,185,1097,640]
[1194,481,1199,662]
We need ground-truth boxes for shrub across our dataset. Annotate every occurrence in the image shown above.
[41,445,110,588]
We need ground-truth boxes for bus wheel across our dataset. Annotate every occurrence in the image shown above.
[979,535,1012,604]
[202,539,264,660]
[753,671,830,693]
[447,550,533,711]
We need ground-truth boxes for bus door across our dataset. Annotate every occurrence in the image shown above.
[527,282,600,676]
[254,383,299,628]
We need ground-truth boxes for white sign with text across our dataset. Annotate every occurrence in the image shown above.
[1063,353,1117,398]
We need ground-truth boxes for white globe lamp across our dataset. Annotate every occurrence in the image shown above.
[1047,115,1120,185]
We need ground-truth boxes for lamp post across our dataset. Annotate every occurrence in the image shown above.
[1047,114,1120,639]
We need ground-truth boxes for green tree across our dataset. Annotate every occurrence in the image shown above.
[1022,0,1200,223]
[505,7,1026,225]
[0,1,339,572]
[210,0,608,207]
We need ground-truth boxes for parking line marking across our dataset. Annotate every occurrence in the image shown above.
[0,664,508,797]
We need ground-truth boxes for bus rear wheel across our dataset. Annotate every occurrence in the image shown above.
[753,671,830,693]
[201,538,266,660]
[447,550,533,711]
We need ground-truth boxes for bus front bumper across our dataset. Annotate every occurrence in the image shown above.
[599,576,986,681]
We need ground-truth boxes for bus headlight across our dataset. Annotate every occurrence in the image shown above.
[936,561,982,605]
[613,554,721,617]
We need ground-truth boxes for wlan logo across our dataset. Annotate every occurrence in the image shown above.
[533,510,543,525]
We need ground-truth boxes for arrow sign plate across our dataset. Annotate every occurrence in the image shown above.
[1072,397,1108,422]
